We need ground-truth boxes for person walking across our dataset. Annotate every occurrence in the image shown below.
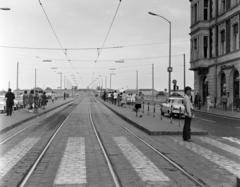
[206,93,213,111]
[183,86,194,142]
[51,92,55,103]
[221,93,228,111]
[234,95,240,112]
[23,90,29,111]
[28,90,34,112]
[103,90,106,102]
[63,92,66,100]
[42,92,47,109]
[196,93,201,110]
[33,91,39,114]
[135,92,144,117]
[113,91,118,105]
[121,91,127,108]
[5,88,15,116]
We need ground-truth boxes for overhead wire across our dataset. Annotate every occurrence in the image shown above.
[37,0,80,86]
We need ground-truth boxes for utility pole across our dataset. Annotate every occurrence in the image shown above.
[105,76,107,89]
[8,81,10,89]
[152,64,154,101]
[184,54,186,90]
[17,62,19,94]
[35,69,37,89]
[136,70,138,94]
[110,73,111,90]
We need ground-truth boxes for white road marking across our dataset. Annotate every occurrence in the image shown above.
[223,137,240,145]
[0,137,40,179]
[196,137,240,157]
[54,137,86,185]
[171,138,240,178]
[113,136,170,184]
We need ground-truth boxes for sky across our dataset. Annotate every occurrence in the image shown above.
[0,0,193,92]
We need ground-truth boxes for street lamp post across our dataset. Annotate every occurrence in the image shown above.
[149,12,171,96]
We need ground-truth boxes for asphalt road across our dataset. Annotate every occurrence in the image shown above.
[171,112,240,138]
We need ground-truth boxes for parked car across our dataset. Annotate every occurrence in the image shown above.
[0,96,6,113]
[15,95,23,109]
[161,96,185,118]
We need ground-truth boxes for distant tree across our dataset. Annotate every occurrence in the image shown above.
[45,87,52,91]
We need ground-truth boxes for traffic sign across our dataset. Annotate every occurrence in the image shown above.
[172,79,177,85]
[167,67,173,72]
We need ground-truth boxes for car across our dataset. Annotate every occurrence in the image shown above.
[161,96,185,118]
[0,96,6,113]
[15,95,23,109]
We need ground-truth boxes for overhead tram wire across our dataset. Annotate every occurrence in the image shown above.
[92,0,122,77]
[0,40,189,51]
[37,0,80,86]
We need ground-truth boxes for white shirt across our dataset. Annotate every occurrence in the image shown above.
[184,94,193,117]
[113,92,118,99]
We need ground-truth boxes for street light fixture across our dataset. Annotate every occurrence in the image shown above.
[148,11,172,97]
[0,8,10,10]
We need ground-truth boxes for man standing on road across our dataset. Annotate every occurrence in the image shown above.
[183,86,194,142]
[5,88,15,116]
[221,93,228,111]
[113,91,118,105]
[51,92,55,103]
[135,92,144,117]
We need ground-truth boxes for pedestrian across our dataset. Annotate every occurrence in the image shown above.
[103,90,106,102]
[64,92,66,100]
[194,94,198,107]
[234,95,240,112]
[118,92,122,106]
[195,93,201,110]
[183,86,194,142]
[51,92,55,103]
[38,91,43,108]
[131,93,135,106]
[121,91,127,108]
[206,93,213,111]
[28,90,34,112]
[33,91,39,114]
[113,91,118,105]
[23,90,29,111]
[42,92,47,109]
[5,88,15,116]
[111,92,114,104]
[134,92,144,117]
[221,93,228,111]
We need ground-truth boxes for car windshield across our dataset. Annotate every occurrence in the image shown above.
[169,99,183,104]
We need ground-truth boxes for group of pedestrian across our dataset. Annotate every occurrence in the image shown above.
[23,90,48,113]
[102,90,144,117]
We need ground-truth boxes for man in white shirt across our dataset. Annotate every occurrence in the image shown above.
[183,86,194,142]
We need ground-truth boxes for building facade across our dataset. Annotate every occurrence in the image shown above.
[189,0,240,106]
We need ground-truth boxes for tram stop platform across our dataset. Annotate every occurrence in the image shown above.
[0,97,77,135]
[100,100,208,136]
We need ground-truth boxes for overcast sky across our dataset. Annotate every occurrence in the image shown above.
[0,0,193,92]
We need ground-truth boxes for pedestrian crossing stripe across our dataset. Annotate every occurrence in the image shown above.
[196,137,240,158]
[113,136,170,185]
[171,137,240,178]
[223,137,240,145]
[54,137,86,185]
[0,137,40,179]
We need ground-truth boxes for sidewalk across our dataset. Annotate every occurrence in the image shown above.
[0,97,76,134]
[194,105,240,119]
[100,100,208,136]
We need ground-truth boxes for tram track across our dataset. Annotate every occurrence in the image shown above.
[92,97,209,187]
[0,98,81,145]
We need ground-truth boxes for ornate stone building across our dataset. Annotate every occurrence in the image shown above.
[189,0,240,106]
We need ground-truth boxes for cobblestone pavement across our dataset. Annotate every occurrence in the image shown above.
[93,99,240,187]
[0,96,239,187]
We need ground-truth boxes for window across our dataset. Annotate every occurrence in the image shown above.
[194,38,197,49]
[204,0,209,20]
[233,24,239,50]
[220,30,225,55]
[220,0,226,13]
[204,36,208,58]
[194,4,198,23]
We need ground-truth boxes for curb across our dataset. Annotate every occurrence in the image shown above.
[195,110,240,120]
[0,98,77,135]
[99,100,208,136]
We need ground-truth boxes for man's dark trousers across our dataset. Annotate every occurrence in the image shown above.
[183,117,192,140]
[6,103,13,116]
